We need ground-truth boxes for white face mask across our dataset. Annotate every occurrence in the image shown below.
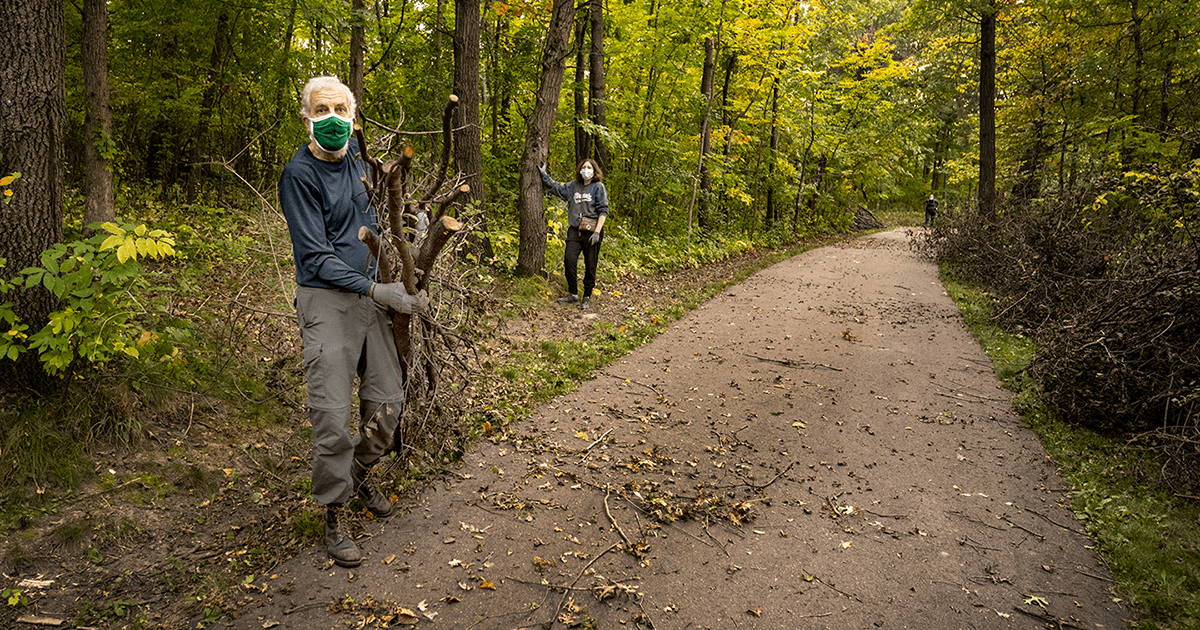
[580,167,594,180]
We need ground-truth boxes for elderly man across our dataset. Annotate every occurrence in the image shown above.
[278,76,426,568]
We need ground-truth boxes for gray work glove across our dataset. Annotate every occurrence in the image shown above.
[538,161,548,175]
[589,231,601,245]
[370,283,429,314]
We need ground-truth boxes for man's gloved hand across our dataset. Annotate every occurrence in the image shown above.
[538,161,548,175]
[589,231,601,245]
[370,283,429,314]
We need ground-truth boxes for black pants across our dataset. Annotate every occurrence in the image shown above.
[564,226,604,298]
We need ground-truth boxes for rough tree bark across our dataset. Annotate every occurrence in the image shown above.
[453,0,491,260]
[0,0,67,390]
[573,12,590,166]
[588,0,609,173]
[515,0,575,277]
[82,0,115,231]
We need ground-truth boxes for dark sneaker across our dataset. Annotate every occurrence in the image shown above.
[324,507,362,568]
[352,460,394,518]
[580,296,591,310]
[558,294,579,304]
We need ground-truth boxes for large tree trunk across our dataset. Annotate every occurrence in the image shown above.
[453,0,492,260]
[515,0,574,277]
[766,68,780,228]
[350,0,365,106]
[573,13,590,166]
[0,0,66,390]
[979,1,996,216]
[587,0,609,172]
[82,0,114,231]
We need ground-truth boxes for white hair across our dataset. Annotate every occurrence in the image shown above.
[300,76,357,118]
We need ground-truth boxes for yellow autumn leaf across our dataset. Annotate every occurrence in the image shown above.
[841,541,853,549]
[480,580,496,590]
[574,431,588,440]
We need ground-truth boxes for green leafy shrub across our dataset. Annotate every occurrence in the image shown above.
[0,222,190,376]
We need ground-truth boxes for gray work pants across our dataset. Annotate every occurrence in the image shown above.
[295,286,404,506]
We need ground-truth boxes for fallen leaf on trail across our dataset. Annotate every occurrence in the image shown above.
[443,537,456,544]
[792,422,806,429]
[383,554,396,565]
[423,612,438,621]
[747,606,762,617]
[448,559,463,567]
[417,601,428,611]
[480,580,497,590]
[1042,565,1054,572]
[442,596,461,603]
[458,581,472,591]
[803,575,814,582]
[396,608,420,625]
[957,453,967,461]
[575,431,589,440]
[262,621,280,629]
[994,610,1010,618]
[1024,595,1048,608]
[841,541,854,549]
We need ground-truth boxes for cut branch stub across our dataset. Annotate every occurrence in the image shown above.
[416,215,463,292]
[357,226,393,283]
[420,95,459,204]
[434,184,471,224]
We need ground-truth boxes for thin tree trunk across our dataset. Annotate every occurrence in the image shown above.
[0,0,66,389]
[515,0,575,277]
[573,12,590,166]
[350,0,365,105]
[82,0,114,231]
[979,1,996,216]
[588,0,609,172]
[453,0,491,259]
[187,11,230,202]
[766,67,780,228]
[694,36,715,233]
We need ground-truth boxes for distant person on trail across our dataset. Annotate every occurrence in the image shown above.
[278,75,428,568]
[924,193,939,228]
[539,158,610,310]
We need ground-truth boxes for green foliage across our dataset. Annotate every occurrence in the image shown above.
[946,272,1200,630]
[3,587,30,607]
[1,221,189,375]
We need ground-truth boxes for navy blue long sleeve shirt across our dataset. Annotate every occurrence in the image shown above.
[540,171,609,229]
[278,139,378,296]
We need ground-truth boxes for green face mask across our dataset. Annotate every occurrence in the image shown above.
[309,112,353,152]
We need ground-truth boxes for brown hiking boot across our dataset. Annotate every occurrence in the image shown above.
[324,507,362,568]
[352,460,394,518]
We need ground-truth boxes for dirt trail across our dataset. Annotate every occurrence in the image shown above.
[229,229,1128,630]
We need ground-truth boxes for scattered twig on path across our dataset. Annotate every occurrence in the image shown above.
[742,353,843,371]
[284,601,330,615]
[1011,606,1088,629]
[550,543,621,628]
[751,461,796,492]
[957,535,1000,552]
[1006,520,1046,541]
[862,508,908,519]
[799,611,834,618]
[583,428,614,454]
[619,494,714,548]
[703,519,730,556]
[946,510,1005,531]
[1074,567,1115,582]
[1015,505,1080,532]
[935,390,1005,403]
[606,491,636,553]
[504,576,593,591]
[632,597,657,629]
[814,576,862,603]
[600,372,666,396]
